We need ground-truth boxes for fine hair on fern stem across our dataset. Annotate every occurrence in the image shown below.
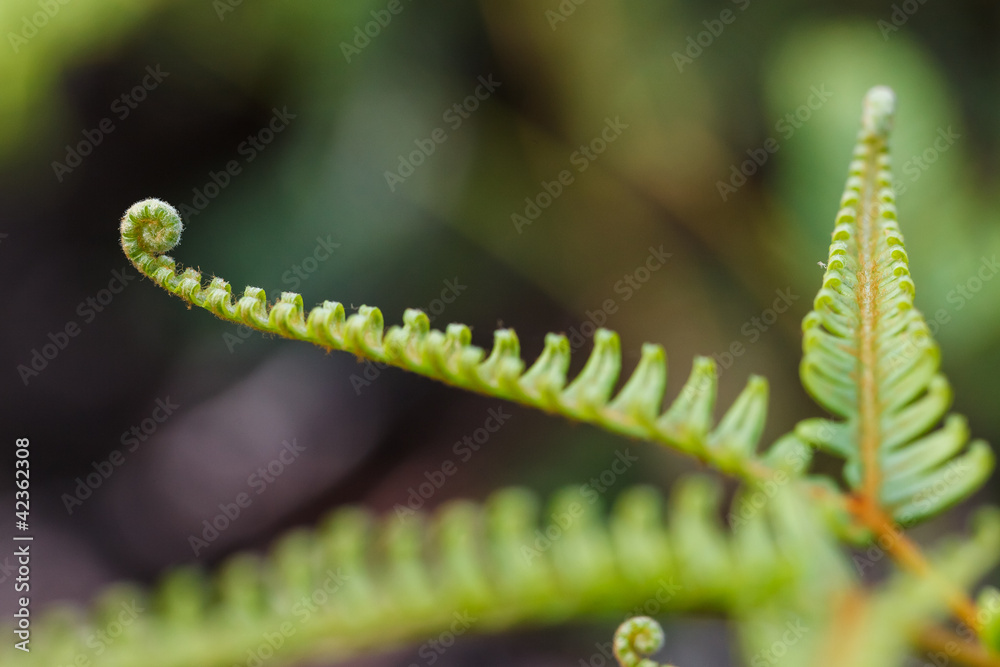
[119,197,800,484]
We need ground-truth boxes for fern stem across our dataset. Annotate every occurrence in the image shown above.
[855,86,894,504]
[850,496,982,633]
[855,176,882,501]
[819,589,870,667]
[917,626,1000,667]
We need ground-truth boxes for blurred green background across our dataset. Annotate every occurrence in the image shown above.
[2,0,999,664]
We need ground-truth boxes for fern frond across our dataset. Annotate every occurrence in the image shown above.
[6,479,843,667]
[795,87,994,524]
[120,199,785,480]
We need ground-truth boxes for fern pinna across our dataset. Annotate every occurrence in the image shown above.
[7,86,1000,667]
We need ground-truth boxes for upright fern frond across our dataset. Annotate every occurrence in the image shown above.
[120,200,787,480]
[795,87,994,524]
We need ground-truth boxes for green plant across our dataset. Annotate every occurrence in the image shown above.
[9,86,1000,667]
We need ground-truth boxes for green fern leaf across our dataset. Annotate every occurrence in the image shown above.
[120,200,786,480]
[795,86,994,524]
[4,480,844,667]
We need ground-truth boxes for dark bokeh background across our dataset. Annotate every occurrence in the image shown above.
[2,1,999,665]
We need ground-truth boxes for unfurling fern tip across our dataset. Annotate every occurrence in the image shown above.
[613,616,674,667]
[121,198,183,256]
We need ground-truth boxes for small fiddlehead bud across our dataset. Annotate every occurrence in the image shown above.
[121,198,183,256]
[860,84,895,139]
[120,198,186,285]
[613,616,675,667]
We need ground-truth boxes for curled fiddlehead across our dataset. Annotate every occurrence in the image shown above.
[120,199,800,481]
[120,197,184,259]
[613,616,674,667]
